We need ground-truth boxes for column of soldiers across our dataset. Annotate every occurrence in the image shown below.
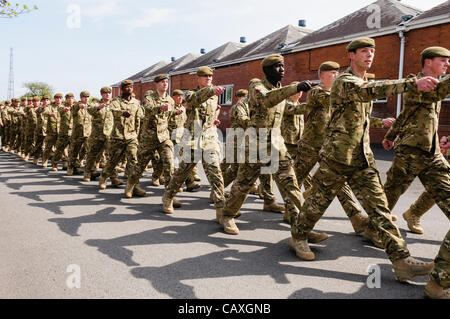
[0,39,449,299]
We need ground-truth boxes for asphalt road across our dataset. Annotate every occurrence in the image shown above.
[0,149,448,299]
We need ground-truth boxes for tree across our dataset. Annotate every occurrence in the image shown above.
[0,1,38,18]
[23,81,53,98]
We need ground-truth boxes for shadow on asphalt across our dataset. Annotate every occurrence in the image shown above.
[0,151,436,299]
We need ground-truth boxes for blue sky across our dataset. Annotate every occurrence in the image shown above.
[0,0,447,100]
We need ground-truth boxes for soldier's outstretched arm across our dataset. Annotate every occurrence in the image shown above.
[235,103,250,128]
[251,82,299,109]
[185,86,215,109]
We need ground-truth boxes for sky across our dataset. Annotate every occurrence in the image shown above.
[0,0,447,100]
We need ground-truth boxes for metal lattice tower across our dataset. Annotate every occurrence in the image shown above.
[7,47,14,100]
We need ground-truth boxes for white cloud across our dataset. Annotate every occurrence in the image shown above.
[123,8,173,32]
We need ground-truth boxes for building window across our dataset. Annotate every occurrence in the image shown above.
[219,85,233,106]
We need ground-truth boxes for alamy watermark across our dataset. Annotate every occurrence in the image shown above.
[66,4,81,29]
[66,264,81,289]
[366,264,381,289]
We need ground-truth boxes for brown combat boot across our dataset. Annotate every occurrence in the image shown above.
[83,171,91,182]
[186,182,201,192]
[349,213,370,234]
[99,176,107,190]
[51,165,58,172]
[257,183,264,199]
[111,177,124,187]
[23,155,29,162]
[162,193,174,214]
[147,163,152,169]
[66,168,74,176]
[62,161,68,170]
[116,166,124,173]
[425,276,450,299]
[133,184,146,197]
[263,200,285,213]
[402,209,424,234]
[221,216,239,235]
[216,208,223,225]
[33,158,39,165]
[363,227,384,249]
[152,177,160,187]
[159,177,166,184]
[42,159,48,168]
[124,182,135,198]
[173,198,182,208]
[194,175,201,182]
[249,184,259,195]
[307,231,329,244]
[392,257,434,282]
[290,237,315,261]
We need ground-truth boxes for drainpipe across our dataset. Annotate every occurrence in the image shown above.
[397,28,406,117]
[168,74,172,95]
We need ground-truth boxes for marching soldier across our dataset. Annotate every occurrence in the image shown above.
[7,98,20,154]
[382,46,450,298]
[83,87,114,182]
[51,93,74,171]
[125,74,175,198]
[68,91,92,176]
[41,93,63,168]
[32,95,50,165]
[22,96,39,162]
[289,37,437,283]
[99,80,142,189]
[1,100,11,152]
[162,66,226,216]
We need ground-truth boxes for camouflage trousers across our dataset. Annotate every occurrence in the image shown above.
[165,147,225,208]
[409,191,435,217]
[220,147,275,201]
[384,146,450,217]
[0,125,4,147]
[52,135,70,167]
[42,134,58,162]
[2,124,10,148]
[128,138,173,186]
[9,124,18,150]
[171,144,199,185]
[294,144,362,219]
[85,136,109,175]
[432,229,450,288]
[101,138,138,180]
[32,133,45,160]
[286,143,313,190]
[223,151,304,217]
[291,157,410,262]
[23,127,36,156]
[68,133,88,169]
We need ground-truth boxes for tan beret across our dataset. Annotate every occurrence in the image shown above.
[261,54,284,68]
[421,46,450,59]
[11,98,19,103]
[5,100,10,105]
[65,93,74,98]
[235,89,248,97]
[347,37,375,52]
[21,97,27,101]
[319,61,340,72]
[154,74,169,82]
[41,95,51,101]
[172,89,184,96]
[120,79,134,88]
[197,66,213,76]
[100,86,112,94]
[80,91,90,97]
[33,96,40,102]
[54,93,63,98]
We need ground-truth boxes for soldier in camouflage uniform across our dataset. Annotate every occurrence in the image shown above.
[22,97,39,162]
[290,38,436,283]
[68,91,92,176]
[83,87,114,182]
[382,47,450,298]
[222,87,282,213]
[32,95,51,165]
[0,102,4,149]
[125,74,175,198]
[42,93,63,167]
[286,62,373,238]
[15,97,27,157]
[51,93,74,171]
[99,80,142,190]
[1,100,11,152]
[220,54,316,236]
[162,66,226,216]
[7,98,21,154]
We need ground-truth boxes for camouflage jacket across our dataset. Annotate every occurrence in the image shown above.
[230,97,250,130]
[71,102,92,138]
[0,106,10,125]
[109,96,143,140]
[323,67,417,167]
[57,103,73,136]
[42,103,61,136]
[34,105,47,136]
[282,97,304,145]
[88,99,114,139]
[24,106,38,130]
[168,104,187,144]
[248,78,299,155]
[7,106,19,125]
[184,86,220,150]
[141,90,174,143]
[385,73,450,154]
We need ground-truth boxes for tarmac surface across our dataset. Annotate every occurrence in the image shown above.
[0,147,448,299]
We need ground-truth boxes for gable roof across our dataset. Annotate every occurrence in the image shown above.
[408,0,449,23]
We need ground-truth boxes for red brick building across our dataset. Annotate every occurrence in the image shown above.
[113,0,450,143]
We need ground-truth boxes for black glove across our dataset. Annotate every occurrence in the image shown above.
[297,81,318,92]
